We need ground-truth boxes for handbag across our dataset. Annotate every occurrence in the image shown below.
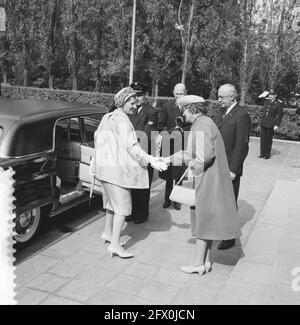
[169,167,195,206]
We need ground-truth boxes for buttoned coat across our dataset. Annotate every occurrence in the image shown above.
[129,101,158,154]
[260,98,283,128]
[94,109,149,189]
[215,104,251,176]
[172,115,241,240]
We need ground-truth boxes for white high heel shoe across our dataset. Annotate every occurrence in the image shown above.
[180,265,206,275]
[107,245,134,259]
[101,233,125,246]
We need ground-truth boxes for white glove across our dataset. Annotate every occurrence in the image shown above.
[149,156,168,172]
[273,125,279,132]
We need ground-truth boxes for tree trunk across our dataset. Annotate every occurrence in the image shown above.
[209,75,218,99]
[72,73,77,91]
[3,71,7,84]
[49,74,54,89]
[23,69,28,87]
[181,46,189,84]
[240,81,248,106]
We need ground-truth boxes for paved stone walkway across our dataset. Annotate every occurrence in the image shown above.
[15,138,300,305]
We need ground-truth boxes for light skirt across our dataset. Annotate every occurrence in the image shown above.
[101,181,131,216]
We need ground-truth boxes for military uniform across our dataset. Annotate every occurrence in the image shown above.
[128,82,158,224]
[260,97,283,159]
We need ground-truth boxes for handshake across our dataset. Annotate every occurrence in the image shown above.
[149,156,171,172]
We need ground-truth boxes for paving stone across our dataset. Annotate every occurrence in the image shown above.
[26,273,70,293]
[56,279,102,302]
[152,268,191,288]
[171,286,217,305]
[75,266,119,286]
[138,280,179,304]
[107,274,147,295]
[15,255,59,287]
[41,295,83,305]
[48,262,88,279]
[16,287,49,305]
[123,262,159,280]
[86,287,158,305]
[63,250,106,266]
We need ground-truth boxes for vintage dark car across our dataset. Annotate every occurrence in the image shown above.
[0,98,106,245]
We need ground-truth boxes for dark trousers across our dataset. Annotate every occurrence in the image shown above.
[232,176,241,204]
[131,166,154,221]
[260,126,274,158]
[164,172,183,203]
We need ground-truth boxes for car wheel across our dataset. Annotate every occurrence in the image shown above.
[14,208,43,244]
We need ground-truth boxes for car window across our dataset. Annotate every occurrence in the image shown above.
[56,117,82,143]
[81,117,100,147]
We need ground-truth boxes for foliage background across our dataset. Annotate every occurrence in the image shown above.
[3,84,300,141]
[0,0,299,105]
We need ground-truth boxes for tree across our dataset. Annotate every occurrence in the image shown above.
[177,0,198,84]
[238,0,261,105]
[192,0,238,98]
[39,0,62,89]
[258,0,298,89]
[139,0,178,98]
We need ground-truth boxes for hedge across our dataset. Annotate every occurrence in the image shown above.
[2,84,300,141]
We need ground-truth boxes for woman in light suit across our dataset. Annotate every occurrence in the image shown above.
[94,87,167,259]
[162,96,241,274]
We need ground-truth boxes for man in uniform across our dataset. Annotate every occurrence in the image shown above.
[259,89,283,159]
[126,81,158,224]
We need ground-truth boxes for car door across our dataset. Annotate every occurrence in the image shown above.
[78,116,102,194]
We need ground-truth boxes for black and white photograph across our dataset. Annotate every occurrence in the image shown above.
[0,0,300,307]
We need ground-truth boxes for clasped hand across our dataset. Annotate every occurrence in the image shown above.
[150,157,168,172]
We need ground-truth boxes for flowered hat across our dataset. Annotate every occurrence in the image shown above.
[114,87,136,107]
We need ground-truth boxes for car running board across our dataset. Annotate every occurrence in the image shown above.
[50,190,88,217]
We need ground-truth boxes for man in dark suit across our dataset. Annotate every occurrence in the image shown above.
[216,83,251,250]
[259,89,283,159]
[157,83,188,210]
[126,82,158,224]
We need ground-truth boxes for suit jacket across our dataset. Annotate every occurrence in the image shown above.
[216,104,251,176]
[157,99,190,180]
[130,101,158,154]
[157,99,181,132]
[260,98,283,128]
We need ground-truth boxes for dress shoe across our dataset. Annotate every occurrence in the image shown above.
[163,201,171,208]
[264,156,270,159]
[173,202,181,210]
[180,265,206,275]
[258,155,264,158]
[107,245,134,259]
[134,219,147,224]
[125,215,135,222]
[218,239,236,250]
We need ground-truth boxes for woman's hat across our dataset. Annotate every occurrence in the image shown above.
[177,95,205,108]
[114,87,136,107]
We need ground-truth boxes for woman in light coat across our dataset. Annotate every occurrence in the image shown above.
[162,96,241,274]
[94,87,167,258]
